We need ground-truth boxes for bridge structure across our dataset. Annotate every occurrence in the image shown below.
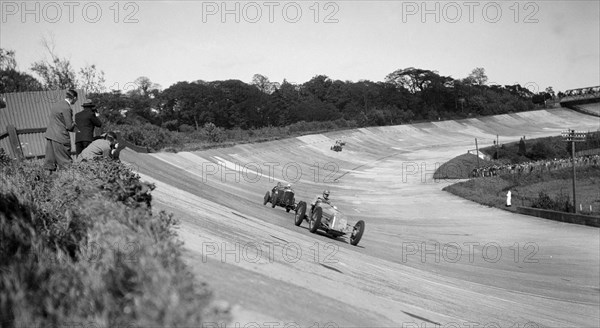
[559,86,600,114]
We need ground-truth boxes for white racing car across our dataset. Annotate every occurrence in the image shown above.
[294,199,365,246]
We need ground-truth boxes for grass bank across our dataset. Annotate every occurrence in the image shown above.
[0,150,228,327]
[443,166,600,216]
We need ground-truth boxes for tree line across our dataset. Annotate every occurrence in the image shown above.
[2,46,548,132]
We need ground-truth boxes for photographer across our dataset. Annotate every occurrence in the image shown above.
[78,131,120,161]
[74,99,102,155]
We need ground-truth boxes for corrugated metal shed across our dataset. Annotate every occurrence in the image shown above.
[0,89,88,158]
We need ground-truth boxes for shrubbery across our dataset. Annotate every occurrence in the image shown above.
[530,191,574,213]
[104,121,182,150]
[0,158,226,326]
[101,117,359,151]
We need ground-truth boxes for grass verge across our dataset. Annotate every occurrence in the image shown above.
[443,166,600,216]
[0,152,228,327]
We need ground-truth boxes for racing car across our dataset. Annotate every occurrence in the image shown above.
[330,139,345,152]
[263,183,296,212]
[294,198,365,246]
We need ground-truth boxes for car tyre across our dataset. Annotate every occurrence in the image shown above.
[263,191,270,205]
[295,201,306,226]
[350,220,365,246]
[309,207,322,233]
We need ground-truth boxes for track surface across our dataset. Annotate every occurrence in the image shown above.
[122,108,600,327]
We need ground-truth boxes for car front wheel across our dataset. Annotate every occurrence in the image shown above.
[294,201,306,226]
[309,207,322,233]
[350,220,365,246]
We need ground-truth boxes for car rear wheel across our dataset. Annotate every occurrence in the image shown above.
[350,220,365,246]
[309,207,322,233]
[294,201,306,226]
[263,191,270,205]
[271,192,277,208]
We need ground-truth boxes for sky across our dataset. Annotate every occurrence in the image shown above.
[1,0,599,93]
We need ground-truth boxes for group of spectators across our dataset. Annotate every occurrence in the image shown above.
[44,89,121,171]
[471,155,600,178]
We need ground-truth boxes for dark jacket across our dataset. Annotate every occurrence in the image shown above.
[45,100,76,144]
[75,108,102,142]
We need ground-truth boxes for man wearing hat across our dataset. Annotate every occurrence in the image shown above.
[75,99,103,155]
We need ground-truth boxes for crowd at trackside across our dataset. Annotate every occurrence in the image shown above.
[470,155,600,178]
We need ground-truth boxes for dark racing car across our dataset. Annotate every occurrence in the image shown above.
[264,183,296,213]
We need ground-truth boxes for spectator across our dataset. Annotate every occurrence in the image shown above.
[75,99,102,155]
[44,89,78,171]
[78,131,119,161]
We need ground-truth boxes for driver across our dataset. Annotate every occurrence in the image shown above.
[311,189,331,210]
[272,181,283,193]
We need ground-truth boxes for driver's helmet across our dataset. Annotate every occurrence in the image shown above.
[286,183,291,189]
[322,190,330,200]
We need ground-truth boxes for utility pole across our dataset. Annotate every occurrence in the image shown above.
[475,138,480,168]
[561,130,586,213]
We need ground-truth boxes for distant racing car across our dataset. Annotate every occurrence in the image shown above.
[294,196,365,246]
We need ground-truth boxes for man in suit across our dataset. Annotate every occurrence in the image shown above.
[75,99,102,155]
[44,89,78,171]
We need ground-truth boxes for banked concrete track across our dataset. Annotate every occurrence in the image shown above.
[121,108,600,327]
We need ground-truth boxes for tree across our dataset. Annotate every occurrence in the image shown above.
[0,48,43,93]
[303,75,332,101]
[30,37,77,89]
[78,64,106,93]
[0,69,43,93]
[518,138,527,155]
[0,48,17,71]
[251,74,276,94]
[468,67,488,86]
[133,76,161,97]
[385,67,439,93]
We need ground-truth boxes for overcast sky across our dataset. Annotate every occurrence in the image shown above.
[2,0,599,93]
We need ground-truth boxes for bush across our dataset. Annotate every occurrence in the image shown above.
[528,141,555,160]
[288,121,309,134]
[105,122,181,150]
[201,122,225,143]
[0,147,11,165]
[179,123,195,133]
[531,191,574,212]
[161,119,179,131]
[0,159,226,326]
